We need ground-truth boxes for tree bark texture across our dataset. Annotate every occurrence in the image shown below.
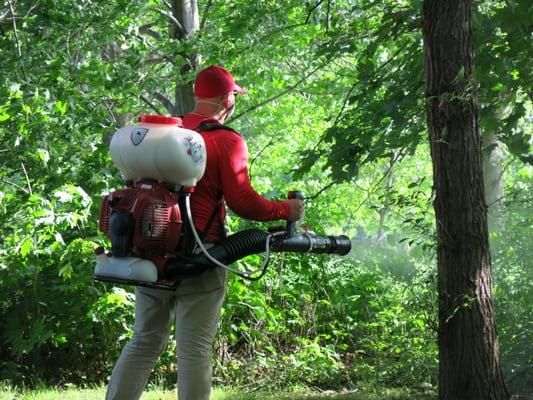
[172,0,199,116]
[421,1,509,399]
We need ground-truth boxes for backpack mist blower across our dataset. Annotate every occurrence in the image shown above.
[93,115,351,290]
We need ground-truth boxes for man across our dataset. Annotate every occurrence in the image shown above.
[106,65,304,400]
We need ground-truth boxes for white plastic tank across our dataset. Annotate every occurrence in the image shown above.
[110,115,207,188]
[94,253,158,283]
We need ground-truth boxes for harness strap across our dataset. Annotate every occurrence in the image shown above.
[191,119,238,241]
[196,192,224,242]
[194,120,240,136]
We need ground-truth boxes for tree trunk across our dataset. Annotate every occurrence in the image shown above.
[172,0,199,116]
[482,132,504,232]
[421,1,509,399]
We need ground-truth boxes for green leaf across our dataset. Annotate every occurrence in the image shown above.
[53,101,68,116]
[37,149,50,165]
[19,237,33,257]
[0,108,10,122]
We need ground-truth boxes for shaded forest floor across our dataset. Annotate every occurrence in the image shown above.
[0,386,437,400]
[1,385,530,399]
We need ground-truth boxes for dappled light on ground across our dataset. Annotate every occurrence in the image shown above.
[0,387,437,400]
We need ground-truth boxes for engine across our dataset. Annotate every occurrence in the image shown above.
[99,181,182,271]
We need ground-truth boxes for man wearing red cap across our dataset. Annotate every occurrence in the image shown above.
[106,65,304,400]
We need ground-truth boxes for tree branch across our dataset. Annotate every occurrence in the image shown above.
[144,56,169,66]
[135,34,174,65]
[497,158,514,183]
[0,10,10,23]
[305,0,325,24]
[249,135,283,180]
[154,91,175,114]
[139,23,162,40]
[310,46,405,153]
[306,180,339,201]
[26,0,39,17]
[24,1,39,18]
[0,0,37,22]
[349,150,405,217]
[7,0,28,82]
[140,93,166,115]
[250,1,327,49]
[250,136,280,168]
[21,162,32,196]
[199,0,213,31]
[230,64,325,122]
[0,178,29,194]
[326,0,331,32]
[160,0,172,10]
[487,195,505,209]
[7,0,20,57]
[254,22,309,45]
[149,6,186,37]
[102,101,118,126]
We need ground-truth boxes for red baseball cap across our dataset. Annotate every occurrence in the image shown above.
[194,65,246,98]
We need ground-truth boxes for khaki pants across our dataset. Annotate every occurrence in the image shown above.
[106,267,227,400]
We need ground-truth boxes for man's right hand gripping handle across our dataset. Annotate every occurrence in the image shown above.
[286,190,305,238]
[287,199,304,221]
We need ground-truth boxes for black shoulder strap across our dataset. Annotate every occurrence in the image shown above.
[194,120,240,136]
[197,191,225,242]
[178,192,224,256]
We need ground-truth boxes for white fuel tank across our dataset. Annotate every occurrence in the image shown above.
[110,115,206,187]
[94,254,158,283]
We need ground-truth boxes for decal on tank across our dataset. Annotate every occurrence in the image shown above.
[131,128,149,145]
[184,136,204,163]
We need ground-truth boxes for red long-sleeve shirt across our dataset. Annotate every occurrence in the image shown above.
[182,113,291,241]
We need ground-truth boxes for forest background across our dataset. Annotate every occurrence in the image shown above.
[0,0,531,398]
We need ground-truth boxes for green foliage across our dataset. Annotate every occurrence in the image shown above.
[0,174,132,383]
[210,252,438,391]
[298,0,532,182]
[475,0,533,164]
[491,162,533,396]
[0,0,140,383]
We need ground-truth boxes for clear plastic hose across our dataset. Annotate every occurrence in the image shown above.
[185,194,283,276]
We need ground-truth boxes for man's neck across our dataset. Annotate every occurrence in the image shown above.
[191,108,226,124]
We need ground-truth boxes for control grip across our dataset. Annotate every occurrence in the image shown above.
[286,190,305,237]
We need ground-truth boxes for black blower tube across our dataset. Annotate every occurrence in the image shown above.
[273,234,352,255]
[194,229,351,263]
[164,229,351,279]
[164,229,268,278]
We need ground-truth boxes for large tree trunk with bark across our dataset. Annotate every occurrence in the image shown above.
[172,0,199,116]
[421,1,509,399]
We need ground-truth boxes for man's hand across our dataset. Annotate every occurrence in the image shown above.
[287,199,304,221]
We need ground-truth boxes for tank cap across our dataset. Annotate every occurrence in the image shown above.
[139,114,182,125]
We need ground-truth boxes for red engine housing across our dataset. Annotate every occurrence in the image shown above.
[99,181,182,271]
